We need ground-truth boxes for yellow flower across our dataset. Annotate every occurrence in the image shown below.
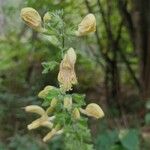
[58,48,77,91]
[20,7,42,30]
[27,117,53,130]
[46,106,54,115]
[72,108,80,120]
[80,103,104,119]
[43,125,63,142]
[76,13,96,36]
[43,12,51,23]
[25,105,45,116]
[50,98,58,108]
[25,105,53,130]
[38,85,55,99]
[63,96,72,110]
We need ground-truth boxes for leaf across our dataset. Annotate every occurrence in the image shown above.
[41,101,50,107]
[42,61,58,74]
[95,130,119,150]
[46,89,60,100]
[111,145,126,150]
[42,88,61,106]
[72,93,86,106]
[119,129,139,150]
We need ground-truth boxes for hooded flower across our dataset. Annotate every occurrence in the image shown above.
[25,105,53,130]
[72,108,80,120]
[76,13,96,36]
[63,96,72,110]
[50,98,58,108]
[43,124,63,142]
[20,7,42,30]
[43,12,51,23]
[58,48,77,91]
[80,103,104,119]
[38,85,55,99]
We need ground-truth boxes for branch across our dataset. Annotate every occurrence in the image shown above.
[119,49,141,90]
[85,0,141,90]
[85,0,111,64]
[117,0,135,42]
[97,0,113,40]
[114,20,141,90]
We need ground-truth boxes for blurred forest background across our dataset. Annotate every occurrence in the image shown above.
[0,0,150,149]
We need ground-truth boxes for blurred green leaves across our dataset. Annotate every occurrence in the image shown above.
[42,61,58,74]
[72,93,86,107]
[119,129,139,150]
[95,129,140,150]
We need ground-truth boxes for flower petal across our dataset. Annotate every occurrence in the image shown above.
[25,105,45,116]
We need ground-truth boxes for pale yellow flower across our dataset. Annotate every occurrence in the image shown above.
[27,117,53,130]
[38,85,55,99]
[50,98,58,108]
[80,103,104,119]
[72,108,80,120]
[43,125,63,142]
[58,48,77,92]
[43,12,51,23]
[20,7,42,30]
[43,128,63,142]
[63,96,72,110]
[25,105,53,130]
[25,105,45,116]
[76,13,96,36]
[46,106,54,115]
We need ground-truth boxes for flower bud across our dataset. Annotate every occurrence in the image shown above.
[43,12,51,23]
[85,103,104,119]
[27,114,53,130]
[44,85,55,91]
[63,96,72,110]
[76,13,96,36]
[20,7,42,30]
[50,98,58,108]
[27,118,41,130]
[38,85,55,99]
[25,105,45,116]
[43,129,57,142]
[72,108,80,120]
[43,124,62,142]
[80,103,104,119]
[46,106,54,115]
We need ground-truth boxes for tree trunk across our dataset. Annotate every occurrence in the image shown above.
[118,0,150,99]
[132,0,150,99]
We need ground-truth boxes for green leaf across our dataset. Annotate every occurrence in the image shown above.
[111,145,126,150]
[41,100,50,107]
[95,130,119,150]
[119,129,139,150]
[46,89,60,100]
[42,88,61,106]
[72,93,86,107]
[42,61,58,74]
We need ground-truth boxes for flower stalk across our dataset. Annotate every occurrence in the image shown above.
[21,8,104,148]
